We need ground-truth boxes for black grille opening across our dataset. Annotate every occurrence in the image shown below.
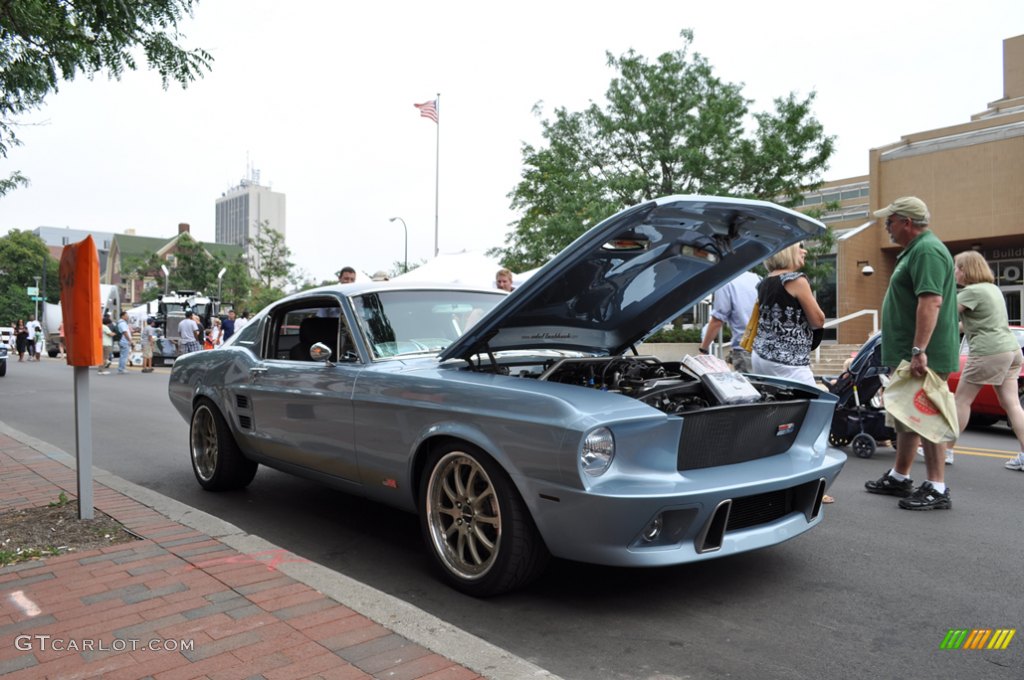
[677,401,809,470]
[238,415,252,429]
[236,394,249,409]
[726,489,793,531]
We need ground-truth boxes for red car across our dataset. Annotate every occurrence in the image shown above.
[947,326,1024,427]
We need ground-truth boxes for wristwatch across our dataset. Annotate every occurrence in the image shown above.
[911,346,926,356]
[698,347,709,354]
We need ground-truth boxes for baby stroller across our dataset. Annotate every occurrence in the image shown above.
[826,333,895,458]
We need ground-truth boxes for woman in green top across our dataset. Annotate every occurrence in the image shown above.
[948,251,1024,470]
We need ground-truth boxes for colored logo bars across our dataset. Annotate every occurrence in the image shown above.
[941,629,1016,650]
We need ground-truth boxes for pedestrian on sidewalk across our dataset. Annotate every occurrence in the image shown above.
[116,311,133,374]
[865,197,959,510]
[698,269,760,371]
[748,242,830,502]
[946,250,1024,471]
[750,243,826,388]
[99,313,114,374]
[24,316,40,360]
[14,319,27,361]
[141,317,157,372]
[32,323,43,361]
[178,311,202,355]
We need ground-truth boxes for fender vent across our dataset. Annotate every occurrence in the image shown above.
[238,415,252,429]
[236,394,249,409]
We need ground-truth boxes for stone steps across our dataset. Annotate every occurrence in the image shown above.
[811,344,864,377]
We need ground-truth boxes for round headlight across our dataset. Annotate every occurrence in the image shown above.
[581,427,615,477]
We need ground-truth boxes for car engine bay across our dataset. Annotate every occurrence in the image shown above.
[468,354,822,415]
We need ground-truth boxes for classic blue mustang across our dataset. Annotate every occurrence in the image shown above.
[169,196,845,596]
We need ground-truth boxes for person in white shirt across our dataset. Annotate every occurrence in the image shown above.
[177,312,202,355]
[233,312,250,334]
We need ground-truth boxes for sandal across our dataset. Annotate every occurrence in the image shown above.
[822,494,835,504]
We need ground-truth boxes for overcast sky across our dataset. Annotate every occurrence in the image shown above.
[1,1,1021,283]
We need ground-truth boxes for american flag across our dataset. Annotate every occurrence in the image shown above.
[414,100,439,124]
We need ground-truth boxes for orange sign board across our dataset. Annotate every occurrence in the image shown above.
[59,236,103,367]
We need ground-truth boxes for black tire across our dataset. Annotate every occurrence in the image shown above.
[189,399,257,490]
[0,360,6,377]
[852,433,876,459]
[419,442,549,597]
[47,349,58,358]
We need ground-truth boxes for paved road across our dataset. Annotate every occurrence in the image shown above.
[3,359,1023,678]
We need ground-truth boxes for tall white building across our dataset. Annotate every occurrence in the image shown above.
[214,174,286,268]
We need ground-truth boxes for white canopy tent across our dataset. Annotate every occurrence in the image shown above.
[391,251,507,290]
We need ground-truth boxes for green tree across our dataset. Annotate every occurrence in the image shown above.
[496,29,835,271]
[238,222,293,313]
[800,201,841,318]
[0,229,55,321]
[0,0,212,197]
[169,233,217,291]
[249,222,294,290]
[121,249,165,303]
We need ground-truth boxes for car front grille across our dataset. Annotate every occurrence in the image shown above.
[677,401,809,471]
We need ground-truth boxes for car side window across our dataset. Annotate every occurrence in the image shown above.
[267,300,352,362]
[232,318,262,355]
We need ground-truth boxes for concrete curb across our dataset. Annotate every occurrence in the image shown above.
[0,421,560,680]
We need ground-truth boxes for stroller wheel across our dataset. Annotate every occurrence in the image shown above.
[852,433,876,459]
[829,433,850,448]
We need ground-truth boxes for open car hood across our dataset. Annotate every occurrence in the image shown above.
[441,195,826,361]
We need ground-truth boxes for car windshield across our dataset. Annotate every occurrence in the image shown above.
[352,290,505,359]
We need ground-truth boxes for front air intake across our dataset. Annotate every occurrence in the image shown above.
[695,500,731,553]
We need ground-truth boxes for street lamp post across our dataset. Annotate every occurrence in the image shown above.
[388,217,409,273]
[160,264,170,295]
[33,276,41,321]
[217,267,227,314]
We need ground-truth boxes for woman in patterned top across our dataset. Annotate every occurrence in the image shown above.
[751,242,826,388]
[752,242,830,501]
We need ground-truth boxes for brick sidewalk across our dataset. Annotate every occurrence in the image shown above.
[0,433,485,679]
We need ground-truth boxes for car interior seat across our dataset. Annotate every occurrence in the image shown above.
[290,316,338,361]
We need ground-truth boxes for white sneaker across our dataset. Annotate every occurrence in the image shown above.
[1005,453,1024,471]
[916,446,924,458]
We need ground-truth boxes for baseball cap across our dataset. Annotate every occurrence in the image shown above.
[874,196,930,224]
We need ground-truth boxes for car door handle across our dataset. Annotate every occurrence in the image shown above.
[249,367,268,376]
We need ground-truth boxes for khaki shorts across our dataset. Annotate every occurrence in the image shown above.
[884,370,951,433]
[961,348,1023,386]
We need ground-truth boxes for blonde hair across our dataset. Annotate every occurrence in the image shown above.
[764,243,803,272]
[954,250,994,285]
[496,268,513,280]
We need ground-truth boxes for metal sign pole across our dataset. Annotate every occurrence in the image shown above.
[73,366,93,519]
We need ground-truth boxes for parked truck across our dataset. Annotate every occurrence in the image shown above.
[149,290,219,366]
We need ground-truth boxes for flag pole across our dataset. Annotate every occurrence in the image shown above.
[434,92,440,257]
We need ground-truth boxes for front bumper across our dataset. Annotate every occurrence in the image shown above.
[522,448,846,567]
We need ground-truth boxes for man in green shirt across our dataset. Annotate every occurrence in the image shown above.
[865,196,959,510]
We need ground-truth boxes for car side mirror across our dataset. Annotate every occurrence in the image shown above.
[310,342,334,364]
